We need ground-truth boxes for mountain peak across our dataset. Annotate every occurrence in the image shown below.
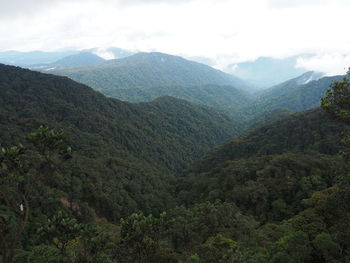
[295,71,324,85]
[50,51,250,103]
[30,52,105,70]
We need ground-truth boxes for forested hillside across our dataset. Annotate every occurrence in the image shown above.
[44,53,341,126]
[51,52,249,102]
[1,63,350,263]
[253,74,343,113]
[0,64,239,220]
[187,108,349,173]
[113,84,253,113]
[172,77,350,261]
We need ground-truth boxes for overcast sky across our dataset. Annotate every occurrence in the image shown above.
[0,0,349,75]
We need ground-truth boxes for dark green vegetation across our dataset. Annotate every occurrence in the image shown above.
[321,70,350,124]
[188,108,348,172]
[0,64,239,222]
[31,52,105,70]
[174,75,350,262]
[47,52,341,127]
[1,64,350,263]
[111,84,253,114]
[51,52,248,102]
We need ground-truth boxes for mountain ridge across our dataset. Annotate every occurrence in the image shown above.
[50,52,251,102]
[30,52,105,70]
[0,63,242,219]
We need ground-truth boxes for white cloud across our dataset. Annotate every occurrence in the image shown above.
[296,54,350,76]
[267,0,349,8]
[93,48,116,60]
[0,0,349,74]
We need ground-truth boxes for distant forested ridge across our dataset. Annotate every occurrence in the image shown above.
[47,53,346,130]
[50,52,249,101]
[252,74,343,112]
[30,52,105,70]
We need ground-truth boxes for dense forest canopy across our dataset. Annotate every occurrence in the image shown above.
[0,64,241,224]
[0,63,350,262]
[42,51,349,131]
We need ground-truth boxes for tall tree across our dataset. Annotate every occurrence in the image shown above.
[0,127,71,263]
[321,68,350,124]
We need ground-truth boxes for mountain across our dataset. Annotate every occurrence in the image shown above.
[258,71,325,98]
[30,52,105,70]
[253,73,342,113]
[0,50,80,66]
[290,71,324,85]
[0,48,134,67]
[107,84,253,114]
[175,107,349,261]
[186,108,348,175]
[2,63,350,262]
[84,47,135,59]
[51,52,250,102]
[228,56,311,88]
[0,63,240,219]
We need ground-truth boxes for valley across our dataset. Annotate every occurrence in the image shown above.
[0,50,349,263]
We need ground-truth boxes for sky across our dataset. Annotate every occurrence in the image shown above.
[0,0,350,75]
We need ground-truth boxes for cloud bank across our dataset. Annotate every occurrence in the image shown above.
[0,0,349,75]
[297,54,350,76]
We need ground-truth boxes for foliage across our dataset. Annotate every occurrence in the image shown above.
[0,126,71,263]
[321,70,350,124]
[0,64,240,220]
[37,210,83,261]
[1,63,350,262]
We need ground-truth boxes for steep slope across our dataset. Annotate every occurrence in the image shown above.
[112,84,253,113]
[51,52,250,102]
[0,64,239,219]
[178,106,349,224]
[174,105,350,262]
[31,52,105,70]
[253,74,342,113]
[187,108,348,175]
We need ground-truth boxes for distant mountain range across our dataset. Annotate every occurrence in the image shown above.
[1,49,342,124]
[50,52,250,103]
[0,50,80,66]
[84,47,135,59]
[226,55,315,88]
[32,51,342,129]
[0,49,331,91]
[254,71,340,112]
[0,47,134,67]
[30,52,105,70]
